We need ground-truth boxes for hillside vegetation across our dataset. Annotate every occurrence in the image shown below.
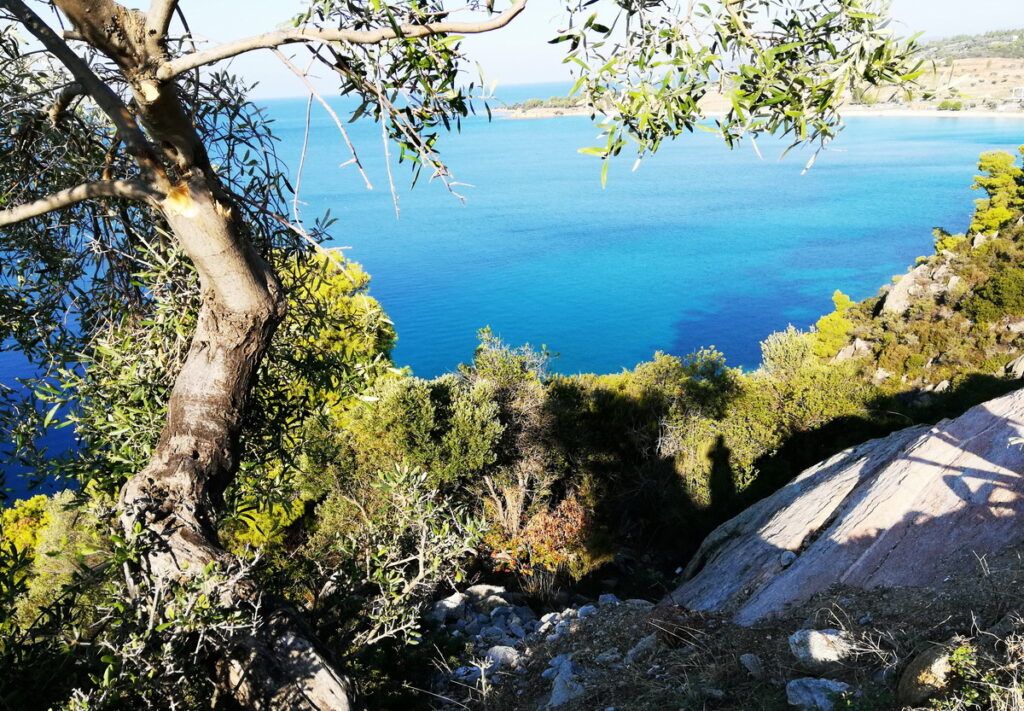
[923,29,1024,61]
[3,146,1024,708]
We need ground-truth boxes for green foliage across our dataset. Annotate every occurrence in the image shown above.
[964,266,1024,323]
[305,465,482,651]
[970,147,1024,234]
[938,99,964,111]
[559,0,921,180]
[812,291,856,358]
[923,28,1024,61]
[933,228,967,253]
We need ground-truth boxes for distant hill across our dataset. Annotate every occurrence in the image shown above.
[922,28,1024,61]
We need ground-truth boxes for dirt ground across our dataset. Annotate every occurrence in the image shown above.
[454,545,1024,711]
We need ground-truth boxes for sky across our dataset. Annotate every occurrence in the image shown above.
[153,1,1023,98]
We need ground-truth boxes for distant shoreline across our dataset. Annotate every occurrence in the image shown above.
[495,105,1024,121]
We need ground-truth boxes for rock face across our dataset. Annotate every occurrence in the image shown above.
[879,258,962,316]
[671,388,1024,625]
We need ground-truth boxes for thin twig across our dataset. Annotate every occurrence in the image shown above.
[272,48,373,191]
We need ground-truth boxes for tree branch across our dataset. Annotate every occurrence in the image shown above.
[147,0,177,38]
[156,0,527,79]
[47,81,83,125]
[0,180,159,227]
[2,0,165,180]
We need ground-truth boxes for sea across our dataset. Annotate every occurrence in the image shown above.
[2,82,1023,498]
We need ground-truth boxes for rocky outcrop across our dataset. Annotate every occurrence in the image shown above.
[670,388,1024,625]
[879,258,961,316]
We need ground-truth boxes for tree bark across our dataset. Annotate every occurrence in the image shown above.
[38,2,359,705]
[117,149,358,711]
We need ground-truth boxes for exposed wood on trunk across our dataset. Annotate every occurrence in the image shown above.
[23,0,362,706]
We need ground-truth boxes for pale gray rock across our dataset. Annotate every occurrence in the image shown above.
[881,264,929,315]
[1005,354,1024,379]
[786,678,851,711]
[625,598,654,609]
[780,550,798,567]
[465,584,505,602]
[789,629,857,667]
[577,604,598,618]
[598,593,621,606]
[485,645,521,670]
[594,648,621,665]
[624,633,659,665]
[428,592,467,623]
[670,389,1024,625]
[545,656,584,708]
[832,338,871,364]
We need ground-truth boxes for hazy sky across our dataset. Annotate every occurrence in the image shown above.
[154,1,1023,97]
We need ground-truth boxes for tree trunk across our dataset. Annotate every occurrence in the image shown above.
[33,2,360,702]
[114,72,356,711]
[117,173,358,711]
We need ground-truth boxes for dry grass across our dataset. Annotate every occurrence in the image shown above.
[438,546,1024,711]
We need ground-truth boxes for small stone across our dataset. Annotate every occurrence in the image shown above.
[541,612,560,624]
[578,604,598,618]
[598,594,620,607]
[594,648,621,665]
[789,629,857,668]
[625,598,654,609]
[561,607,578,619]
[547,656,585,708]
[1005,354,1024,380]
[428,592,467,623]
[486,645,521,670]
[479,595,511,612]
[480,625,508,643]
[786,678,851,711]
[509,623,526,639]
[897,645,953,706]
[453,665,482,683]
[465,584,506,602]
[739,653,765,679]
[624,633,659,665]
[780,550,798,567]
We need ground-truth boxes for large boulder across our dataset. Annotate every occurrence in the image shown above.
[880,263,929,315]
[897,644,954,706]
[670,388,1024,625]
[788,629,857,668]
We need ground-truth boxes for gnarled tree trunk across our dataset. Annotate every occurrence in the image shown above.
[43,1,359,707]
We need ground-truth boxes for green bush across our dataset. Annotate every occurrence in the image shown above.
[964,266,1024,322]
[938,99,964,111]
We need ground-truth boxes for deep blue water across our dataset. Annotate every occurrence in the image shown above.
[3,82,1023,499]
[268,84,1024,376]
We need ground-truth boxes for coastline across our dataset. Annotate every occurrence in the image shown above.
[495,105,1024,121]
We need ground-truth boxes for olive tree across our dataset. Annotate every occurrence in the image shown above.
[0,0,917,707]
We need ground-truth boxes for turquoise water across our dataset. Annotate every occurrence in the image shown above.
[268,86,1024,376]
[3,83,1023,498]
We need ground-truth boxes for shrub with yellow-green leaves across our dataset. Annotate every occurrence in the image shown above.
[970,147,1024,235]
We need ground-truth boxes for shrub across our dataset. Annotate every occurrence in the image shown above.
[938,99,964,111]
[969,148,1024,234]
[963,266,1024,322]
[812,291,856,359]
